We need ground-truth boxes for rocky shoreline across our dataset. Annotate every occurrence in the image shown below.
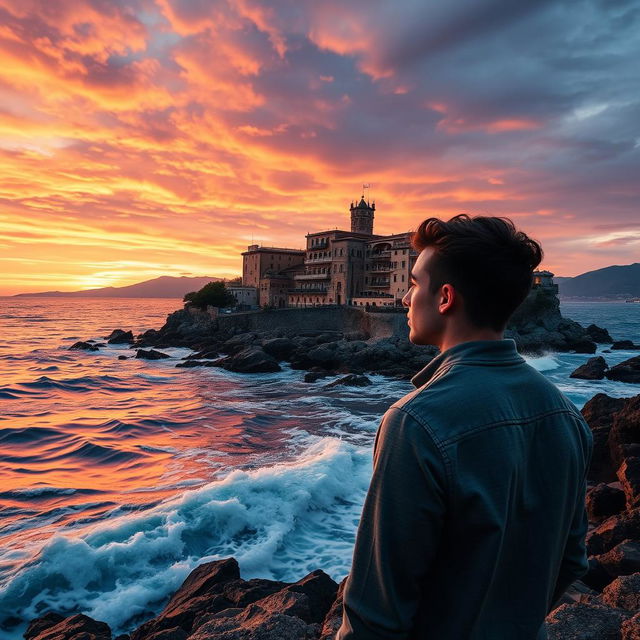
[70,286,626,381]
[21,389,640,640]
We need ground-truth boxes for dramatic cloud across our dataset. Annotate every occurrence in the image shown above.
[1,0,639,293]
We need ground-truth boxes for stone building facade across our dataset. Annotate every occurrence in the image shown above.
[242,198,418,307]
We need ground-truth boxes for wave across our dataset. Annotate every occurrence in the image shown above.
[0,438,370,635]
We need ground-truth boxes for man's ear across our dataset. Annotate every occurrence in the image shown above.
[438,284,456,314]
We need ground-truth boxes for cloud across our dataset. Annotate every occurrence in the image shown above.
[1,0,639,292]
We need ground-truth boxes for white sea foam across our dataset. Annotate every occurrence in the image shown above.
[523,354,560,372]
[0,437,370,635]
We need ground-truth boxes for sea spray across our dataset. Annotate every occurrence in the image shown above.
[0,437,370,634]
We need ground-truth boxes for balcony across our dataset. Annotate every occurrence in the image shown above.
[304,256,332,264]
[294,272,331,281]
[289,287,328,294]
[370,263,393,272]
[308,239,328,249]
[369,278,390,288]
[370,250,391,259]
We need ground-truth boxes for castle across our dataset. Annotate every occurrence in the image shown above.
[239,198,555,309]
[241,197,418,308]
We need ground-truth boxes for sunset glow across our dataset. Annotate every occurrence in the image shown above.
[1,0,639,295]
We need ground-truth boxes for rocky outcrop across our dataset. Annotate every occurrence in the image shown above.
[606,356,640,384]
[69,341,99,351]
[136,349,171,360]
[324,374,372,388]
[219,347,281,374]
[107,329,134,344]
[571,356,608,380]
[587,484,626,523]
[25,613,111,640]
[613,341,640,351]
[546,602,631,639]
[586,324,614,343]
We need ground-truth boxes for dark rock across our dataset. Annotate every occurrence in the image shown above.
[602,573,640,610]
[545,602,631,639]
[613,341,640,350]
[587,483,627,523]
[586,324,614,343]
[186,347,220,360]
[319,578,346,640]
[261,338,296,360]
[606,356,640,383]
[325,374,372,388]
[144,628,187,640]
[304,370,330,383]
[597,541,640,581]
[582,394,628,483]
[188,592,320,640]
[610,396,640,470]
[281,570,339,625]
[221,333,256,355]
[587,508,640,556]
[107,329,134,344]
[114,635,130,640]
[622,611,640,639]
[619,458,640,510]
[69,341,99,351]
[136,349,170,360]
[26,613,111,640]
[307,345,341,369]
[222,347,281,373]
[570,356,608,380]
[118,355,128,360]
[583,557,615,591]
[315,332,343,344]
[24,612,65,640]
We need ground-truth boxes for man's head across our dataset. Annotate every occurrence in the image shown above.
[402,215,543,348]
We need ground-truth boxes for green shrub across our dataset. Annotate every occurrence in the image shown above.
[184,281,237,309]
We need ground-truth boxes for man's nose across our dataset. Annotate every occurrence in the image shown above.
[402,289,411,307]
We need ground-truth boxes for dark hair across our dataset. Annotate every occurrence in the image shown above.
[412,214,543,331]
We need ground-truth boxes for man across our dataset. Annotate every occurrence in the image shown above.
[337,215,593,639]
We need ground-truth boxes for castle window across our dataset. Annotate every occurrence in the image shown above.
[402,261,406,268]
[394,275,397,282]
[401,275,405,282]
[340,248,343,256]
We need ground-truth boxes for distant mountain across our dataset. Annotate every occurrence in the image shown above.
[14,276,225,298]
[557,263,640,299]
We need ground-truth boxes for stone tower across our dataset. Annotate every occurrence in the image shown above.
[350,197,375,235]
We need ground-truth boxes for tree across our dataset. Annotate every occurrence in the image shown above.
[183,281,237,309]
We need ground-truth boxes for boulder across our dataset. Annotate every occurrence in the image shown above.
[304,370,330,383]
[619,458,640,510]
[606,356,640,383]
[597,541,640,581]
[131,559,288,640]
[325,374,372,388]
[279,570,339,625]
[24,612,65,640]
[136,349,171,360]
[319,579,346,640]
[570,356,608,380]
[602,573,640,611]
[221,333,257,355]
[307,344,341,369]
[610,396,640,470]
[613,341,640,351]
[622,611,640,639]
[587,483,627,523]
[581,394,628,483]
[107,329,134,344]
[546,602,631,639]
[26,613,111,640]
[69,341,99,351]
[261,338,296,360]
[222,347,281,374]
[587,508,640,556]
[586,324,614,343]
[118,355,128,360]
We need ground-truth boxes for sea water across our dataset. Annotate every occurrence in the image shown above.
[0,298,638,636]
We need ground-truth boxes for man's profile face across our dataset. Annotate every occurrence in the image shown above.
[402,247,445,346]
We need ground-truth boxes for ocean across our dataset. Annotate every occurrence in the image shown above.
[0,298,638,637]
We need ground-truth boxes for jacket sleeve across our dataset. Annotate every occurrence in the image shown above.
[549,419,593,610]
[337,406,448,639]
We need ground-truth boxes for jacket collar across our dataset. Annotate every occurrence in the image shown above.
[411,339,524,389]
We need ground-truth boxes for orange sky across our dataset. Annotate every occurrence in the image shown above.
[1,0,639,295]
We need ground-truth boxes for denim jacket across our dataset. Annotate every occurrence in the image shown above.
[338,339,593,640]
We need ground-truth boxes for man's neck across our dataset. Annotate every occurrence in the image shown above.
[439,328,504,354]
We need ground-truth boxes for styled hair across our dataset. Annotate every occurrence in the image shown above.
[412,214,543,331]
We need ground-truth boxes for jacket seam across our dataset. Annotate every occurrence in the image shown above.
[395,405,454,493]
[439,407,583,446]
